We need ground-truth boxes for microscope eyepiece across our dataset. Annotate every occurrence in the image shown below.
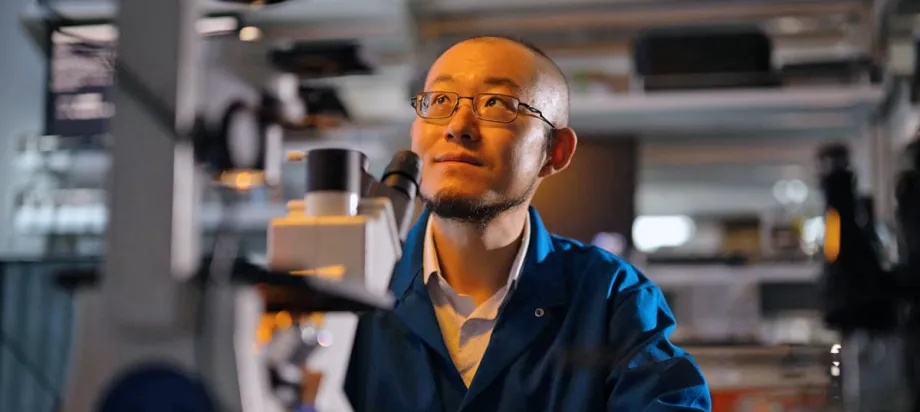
[381,150,421,198]
[304,148,369,217]
[371,150,421,241]
[305,148,369,195]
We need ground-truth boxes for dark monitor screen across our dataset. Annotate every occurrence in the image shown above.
[44,24,116,146]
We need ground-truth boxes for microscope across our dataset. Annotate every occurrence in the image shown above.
[54,0,421,411]
[817,141,920,411]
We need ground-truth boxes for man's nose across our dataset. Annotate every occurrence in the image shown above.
[444,102,480,142]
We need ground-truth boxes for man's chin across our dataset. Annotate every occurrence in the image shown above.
[420,191,525,226]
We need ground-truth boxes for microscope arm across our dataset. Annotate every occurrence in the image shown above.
[226,259,394,313]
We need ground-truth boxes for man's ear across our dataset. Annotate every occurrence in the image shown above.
[539,127,577,178]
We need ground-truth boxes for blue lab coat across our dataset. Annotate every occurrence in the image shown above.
[345,207,711,412]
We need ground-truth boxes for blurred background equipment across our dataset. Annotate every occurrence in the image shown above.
[815,143,909,411]
[11,1,420,412]
[634,27,779,91]
[3,0,920,411]
[270,41,374,79]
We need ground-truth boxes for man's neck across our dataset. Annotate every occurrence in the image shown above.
[430,206,529,305]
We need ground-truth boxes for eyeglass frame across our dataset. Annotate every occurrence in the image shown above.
[409,91,556,130]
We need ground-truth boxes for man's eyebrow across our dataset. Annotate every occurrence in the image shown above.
[427,74,453,88]
[426,74,522,91]
[483,77,521,91]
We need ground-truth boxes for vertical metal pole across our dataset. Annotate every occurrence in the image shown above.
[867,0,897,225]
[869,121,895,226]
[103,0,201,330]
[871,0,897,64]
[854,125,874,196]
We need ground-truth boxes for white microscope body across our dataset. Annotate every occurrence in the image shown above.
[267,149,411,412]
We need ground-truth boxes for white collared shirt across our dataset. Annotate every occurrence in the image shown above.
[423,214,531,387]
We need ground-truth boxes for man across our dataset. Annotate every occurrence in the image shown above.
[344,36,710,411]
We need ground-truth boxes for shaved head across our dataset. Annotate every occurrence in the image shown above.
[463,36,570,128]
[427,36,571,130]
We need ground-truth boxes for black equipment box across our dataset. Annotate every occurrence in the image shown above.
[633,28,780,91]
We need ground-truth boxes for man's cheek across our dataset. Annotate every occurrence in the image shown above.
[507,143,540,174]
[409,121,426,152]
[409,134,421,153]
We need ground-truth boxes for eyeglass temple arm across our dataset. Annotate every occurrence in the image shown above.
[521,104,556,129]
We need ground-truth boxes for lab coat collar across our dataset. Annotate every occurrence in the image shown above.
[391,205,554,299]
[389,206,569,401]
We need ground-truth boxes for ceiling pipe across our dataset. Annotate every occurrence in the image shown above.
[419,1,865,37]
[261,24,408,41]
[537,30,853,56]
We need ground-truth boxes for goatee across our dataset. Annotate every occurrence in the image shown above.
[421,181,536,226]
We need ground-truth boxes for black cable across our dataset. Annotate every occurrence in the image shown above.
[0,328,63,411]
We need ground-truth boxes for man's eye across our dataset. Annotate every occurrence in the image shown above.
[484,96,512,108]
[429,94,453,105]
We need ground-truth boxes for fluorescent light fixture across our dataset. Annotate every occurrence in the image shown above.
[632,215,695,253]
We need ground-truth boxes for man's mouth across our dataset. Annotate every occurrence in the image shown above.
[434,153,485,166]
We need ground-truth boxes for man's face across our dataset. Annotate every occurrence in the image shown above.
[412,40,552,223]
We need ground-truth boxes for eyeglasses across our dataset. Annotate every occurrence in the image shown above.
[410,91,555,129]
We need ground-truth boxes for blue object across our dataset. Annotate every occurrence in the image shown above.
[345,207,711,412]
[298,404,319,412]
[97,364,215,412]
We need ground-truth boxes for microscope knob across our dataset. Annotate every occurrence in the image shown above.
[287,150,306,162]
[97,365,216,412]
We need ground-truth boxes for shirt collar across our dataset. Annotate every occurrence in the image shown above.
[423,213,531,286]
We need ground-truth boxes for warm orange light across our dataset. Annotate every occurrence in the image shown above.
[235,172,254,190]
[824,208,841,263]
[218,170,265,190]
[308,313,325,328]
[287,151,306,162]
[256,314,275,345]
[275,311,293,329]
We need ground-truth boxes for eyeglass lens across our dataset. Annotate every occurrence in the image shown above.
[417,92,520,122]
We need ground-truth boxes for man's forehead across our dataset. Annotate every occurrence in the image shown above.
[424,40,539,91]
